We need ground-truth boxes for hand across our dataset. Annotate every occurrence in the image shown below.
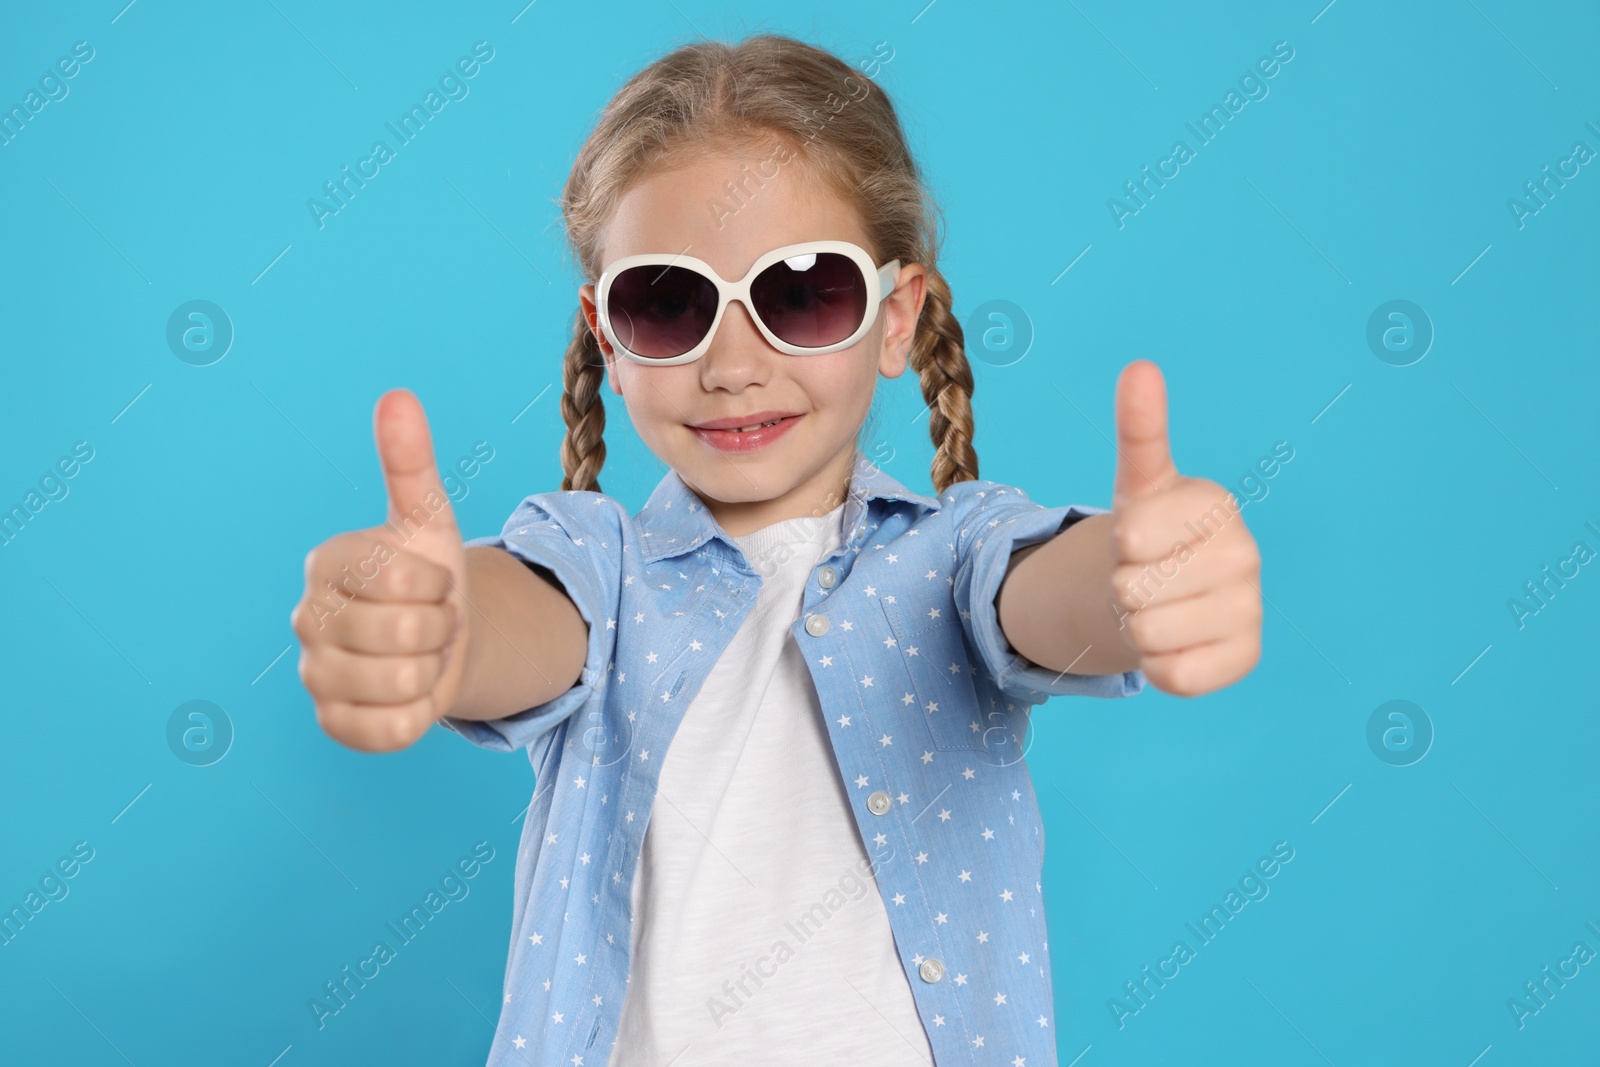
[290,390,472,751]
[1107,360,1262,697]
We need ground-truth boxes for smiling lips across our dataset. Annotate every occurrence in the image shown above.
[687,412,803,452]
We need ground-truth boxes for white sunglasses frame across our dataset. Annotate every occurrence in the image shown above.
[591,239,903,367]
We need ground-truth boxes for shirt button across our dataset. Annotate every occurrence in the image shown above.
[804,614,830,637]
[818,566,837,589]
[919,958,945,982]
[867,790,892,815]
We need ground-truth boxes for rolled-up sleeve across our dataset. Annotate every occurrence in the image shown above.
[436,492,623,752]
[950,482,1145,706]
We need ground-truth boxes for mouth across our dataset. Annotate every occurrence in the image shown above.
[687,413,803,452]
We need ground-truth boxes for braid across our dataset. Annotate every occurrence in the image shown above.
[908,266,979,495]
[559,307,607,493]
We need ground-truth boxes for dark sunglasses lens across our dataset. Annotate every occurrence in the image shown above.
[608,264,719,358]
[751,252,868,349]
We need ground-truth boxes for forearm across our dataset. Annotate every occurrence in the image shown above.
[995,512,1140,678]
[445,545,589,722]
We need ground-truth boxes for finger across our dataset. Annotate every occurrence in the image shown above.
[1112,360,1181,509]
[1112,479,1245,562]
[374,389,461,562]
[312,695,441,753]
[1110,533,1260,610]
[305,533,454,604]
[294,597,458,656]
[1124,583,1263,655]
[1140,632,1262,698]
[298,643,445,705]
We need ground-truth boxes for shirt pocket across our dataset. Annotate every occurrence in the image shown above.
[875,596,986,751]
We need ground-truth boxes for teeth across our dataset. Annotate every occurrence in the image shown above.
[732,419,783,433]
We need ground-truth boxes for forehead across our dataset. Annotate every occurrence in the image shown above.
[600,146,871,280]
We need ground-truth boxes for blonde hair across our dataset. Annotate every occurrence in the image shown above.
[557,32,978,496]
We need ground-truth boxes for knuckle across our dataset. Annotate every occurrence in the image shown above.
[297,649,319,692]
[1143,658,1175,692]
[1243,589,1265,627]
[312,699,335,735]
[1211,539,1247,575]
[392,657,415,697]
[387,561,416,600]
[1110,566,1143,608]
[395,608,423,652]
[382,712,416,750]
[1151,654,1196,697]
[1109,520,1137,559]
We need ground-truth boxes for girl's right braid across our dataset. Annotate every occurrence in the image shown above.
[559,306,608,494]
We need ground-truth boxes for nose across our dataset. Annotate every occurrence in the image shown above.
[699,298,775,388]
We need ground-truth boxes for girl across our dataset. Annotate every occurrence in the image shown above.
[292,32,1262,1066]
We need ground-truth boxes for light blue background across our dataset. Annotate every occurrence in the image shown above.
[2,1,1596,1064]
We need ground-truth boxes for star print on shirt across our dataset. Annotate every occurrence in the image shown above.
[438,458,1146,1066]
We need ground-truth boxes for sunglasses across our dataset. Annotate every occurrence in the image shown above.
[591,239,903,366]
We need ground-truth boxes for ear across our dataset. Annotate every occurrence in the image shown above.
[578,284,624,396]
[877,263,927,380]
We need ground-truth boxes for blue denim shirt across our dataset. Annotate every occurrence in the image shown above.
[441,451,1144,1066]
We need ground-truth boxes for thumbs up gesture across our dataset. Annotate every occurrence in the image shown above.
[1108,361,1262,697]
[290,390,472,751]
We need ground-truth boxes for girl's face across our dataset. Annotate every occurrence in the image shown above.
[578,148,926,538]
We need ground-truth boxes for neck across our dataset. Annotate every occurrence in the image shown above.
[692,443,857,538]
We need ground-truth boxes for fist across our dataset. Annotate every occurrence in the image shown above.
[290,389,472,751]
[1107,361,1262,697]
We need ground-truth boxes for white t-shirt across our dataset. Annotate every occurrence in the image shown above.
[607,502,935,1066]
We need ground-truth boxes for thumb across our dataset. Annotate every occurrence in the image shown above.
[1112,360,1180,509]
[374,389,462,560]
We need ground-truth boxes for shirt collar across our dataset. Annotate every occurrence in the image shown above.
[635,450,943,565]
